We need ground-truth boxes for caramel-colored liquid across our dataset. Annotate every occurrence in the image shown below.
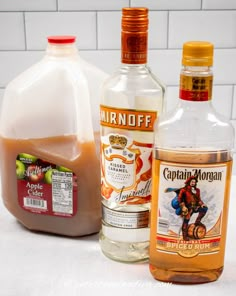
[149,149,232,284]
[0,135,101,237]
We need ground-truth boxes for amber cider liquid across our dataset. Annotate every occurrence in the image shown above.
[149,148,232,284]
[0,134,101,236]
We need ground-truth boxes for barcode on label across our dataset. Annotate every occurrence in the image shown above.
[24,197,47,210]
[158,217,169,234]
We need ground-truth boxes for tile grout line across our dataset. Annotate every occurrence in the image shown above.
[96,11,98,50]
[1,47,236,52]
[1,9,236,12]
[22,12,27,50]
[166,11,170,49]
[56,0,59,11]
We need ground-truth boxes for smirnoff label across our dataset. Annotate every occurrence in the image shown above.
[101,133,152,205]
[100,105,157,229]
[100,105,157,132]
[156,161,227,258]
[102,204,149,229]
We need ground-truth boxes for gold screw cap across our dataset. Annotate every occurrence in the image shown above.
[182,41,214,66]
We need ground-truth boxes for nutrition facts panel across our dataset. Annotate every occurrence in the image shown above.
[52,171,73,214]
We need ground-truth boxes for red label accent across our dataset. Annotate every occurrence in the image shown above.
[179,89,209,101]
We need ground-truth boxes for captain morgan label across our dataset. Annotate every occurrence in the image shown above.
[156,161,227,258]
[100,104,157,229]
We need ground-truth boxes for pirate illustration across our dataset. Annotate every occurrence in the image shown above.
[168,176,208,241]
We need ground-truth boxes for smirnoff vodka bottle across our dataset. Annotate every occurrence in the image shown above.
[99,7,165,262]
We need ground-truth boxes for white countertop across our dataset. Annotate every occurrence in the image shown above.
[1,177,236,296]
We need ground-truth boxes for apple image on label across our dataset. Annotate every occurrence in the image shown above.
[57,165,72,172]
[26,165,44,182]
[19,153,37,164]
[16,160,25,179]
[44,169,58,184]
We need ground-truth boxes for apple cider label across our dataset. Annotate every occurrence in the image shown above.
[16,153,77,217]
[156,161,227,258]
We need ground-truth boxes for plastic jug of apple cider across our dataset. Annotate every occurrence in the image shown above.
[0,36,107,236]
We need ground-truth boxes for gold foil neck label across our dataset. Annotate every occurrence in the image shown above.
[179,75,213,101]
[121,32,147,64]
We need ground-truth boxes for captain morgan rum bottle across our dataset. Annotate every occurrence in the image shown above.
[149,41,234,283]
[99,7,165,262]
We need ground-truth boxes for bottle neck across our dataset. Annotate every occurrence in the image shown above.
[45,42,78,58]
[179,66,213,102]
[121,30,148,64]
[120,63,147,68]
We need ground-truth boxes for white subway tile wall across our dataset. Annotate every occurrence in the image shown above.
[97,11,122,49]
[25,12,97,50]
[97,11,168,49]
[169,11,236,49]
[58,0,129,11]
[130,0,202,10]
[0,0,57,11]
[0,0,236,158]
[202,0,236,10]
[0,13,25,50]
